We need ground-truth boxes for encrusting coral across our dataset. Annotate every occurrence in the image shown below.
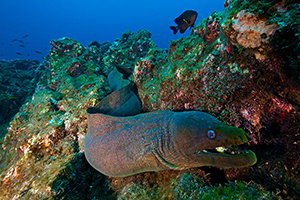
[0,0,299,199]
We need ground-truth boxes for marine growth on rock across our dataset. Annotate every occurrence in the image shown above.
[0,0,300,199]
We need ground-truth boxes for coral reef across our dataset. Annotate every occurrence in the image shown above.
[102,30,157,71]
[0,0,299,199]
[0,59,41,139]
[133,0,300,198]
[0,31,156,199]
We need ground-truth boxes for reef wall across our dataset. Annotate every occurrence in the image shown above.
[0,0,299,199]
[0,59,41,139]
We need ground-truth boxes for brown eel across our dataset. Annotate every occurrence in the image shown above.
[84,67,257,177]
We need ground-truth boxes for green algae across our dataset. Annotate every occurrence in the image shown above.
[117,172,279,200]
[271,3,300,83]
[0,31,161,199]
[51,153,115,200]
[103,30,157,69]
[225,0,283,18]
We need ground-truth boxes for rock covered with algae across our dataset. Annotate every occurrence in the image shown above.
[116,170,278,200]
[0,59,41,139]
[0,0,300,199]
[0,31,156,199]
[132,0,300,198]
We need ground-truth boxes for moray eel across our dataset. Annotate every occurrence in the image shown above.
[84,67,257,177]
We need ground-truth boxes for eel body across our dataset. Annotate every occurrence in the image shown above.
[84,67,257,177]
[85,109,256,177]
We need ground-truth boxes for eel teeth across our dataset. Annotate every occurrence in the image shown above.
[215,147,225,153]
[197,146,248,155]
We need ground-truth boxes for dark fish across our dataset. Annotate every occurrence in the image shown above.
[21,34,29,38]
[12,39,18,42]
[1,42,4,45]
[170,10,198,34]
[35,51,42,54]
[16,52,23,56]
[17,40,24,43]
[19,45,25,47]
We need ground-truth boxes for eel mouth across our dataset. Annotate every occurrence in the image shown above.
[196,145,251,156]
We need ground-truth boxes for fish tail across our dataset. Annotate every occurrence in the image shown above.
[170,26,178,34]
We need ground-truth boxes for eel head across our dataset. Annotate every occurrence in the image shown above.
[172,111,257,168]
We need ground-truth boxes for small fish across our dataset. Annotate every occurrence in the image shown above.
[35,51,42,54]
[8,96,18,100]
[17,40,24,43]
[16,52,23,56]
[12,39,18,42]
[1,42,4,45]
[170,10,198,34]
[19,45,25,47]
[21,34,29,38]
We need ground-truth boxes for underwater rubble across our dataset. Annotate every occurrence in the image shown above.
[1,0,300,199]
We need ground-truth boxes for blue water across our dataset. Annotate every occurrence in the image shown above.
[0,0,224,61]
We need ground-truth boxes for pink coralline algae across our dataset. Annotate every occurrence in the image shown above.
[204,16,222,43]
[224,10,279,60]
[224,0,232,8]
[50,37,84,57]
[133,58,153,80]
[67,61,87,77]
[231,10,278,48]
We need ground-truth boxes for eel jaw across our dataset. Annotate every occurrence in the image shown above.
[194,145,257,168]
[197,146,251,156]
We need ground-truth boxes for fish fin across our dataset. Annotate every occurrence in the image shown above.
[170,26,178,34]
[174,17,181,25]
[180,27,188,33]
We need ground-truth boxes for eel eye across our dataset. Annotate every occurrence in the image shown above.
[207,130,216,139]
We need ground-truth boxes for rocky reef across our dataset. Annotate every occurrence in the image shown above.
[0,59,41,139]
[1,0,299,199]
